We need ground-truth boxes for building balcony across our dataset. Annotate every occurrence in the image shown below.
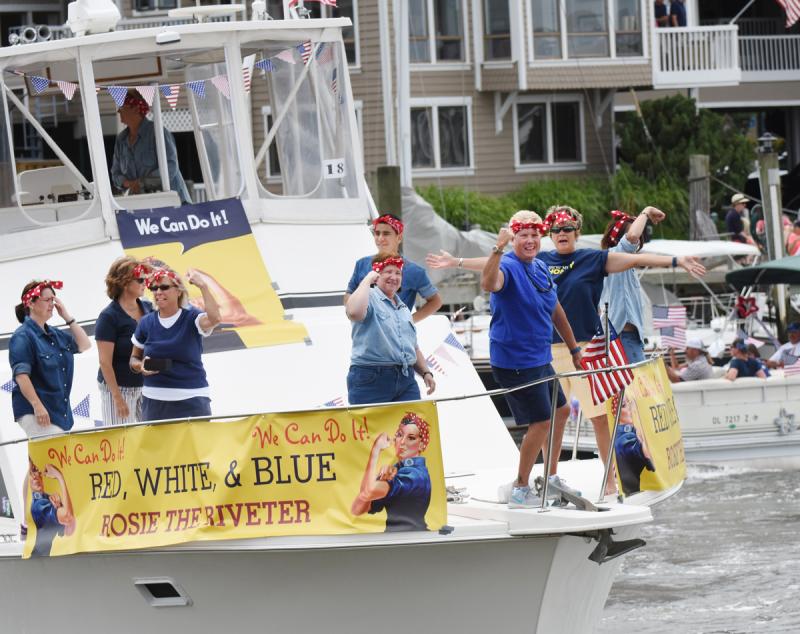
[740,35,800,81]
[652,25,741,89]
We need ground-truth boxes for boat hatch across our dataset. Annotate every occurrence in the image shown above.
[133,577,192,607]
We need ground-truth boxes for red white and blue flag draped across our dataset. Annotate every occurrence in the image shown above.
[659,326,687,351]
[652,304,686,329]
[776,0,800,27]
[580,324,634,406]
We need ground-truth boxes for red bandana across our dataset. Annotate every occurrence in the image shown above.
[123,94,150,117]
[132,263,151,279]
[608,210,635,246]
[22,280,63,307]
[510,220,548,235]
[372,256,404,273]
[545,210,576,228]
[373,215,404,235]
[148,268,179,286]
[399,412,430,452]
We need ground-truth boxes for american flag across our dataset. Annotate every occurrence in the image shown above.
[187,80,206,99]
[776,0,800,27]
[72,395,91,418]
[784,360,800,377]
[444,332,466,353]
[324,396,345,407]
[298,41,313,65]
[659,326,687,350]
[580,324,634,406]
[160,84,181,109]
[29,75,51,94]
[652,304,686,329]
[426,354,445,375]
[107,85,128,108]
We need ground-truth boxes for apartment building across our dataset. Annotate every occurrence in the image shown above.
[1,0,798,199]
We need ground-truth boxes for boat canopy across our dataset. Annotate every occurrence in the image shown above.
[725,255,800,288]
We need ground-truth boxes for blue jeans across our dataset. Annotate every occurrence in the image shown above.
[347,365,420,405]
[142,396,211,422]
[619,330,645,364]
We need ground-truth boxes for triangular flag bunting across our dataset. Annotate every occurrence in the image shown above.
[136,85,156,106]
[444,332,467,353]
[276,48,296,64]
[1,379,15,393]
[72,395,91,418]
[210,74,230,99]
[29,75,51,94]
[255,58,274,73]
[298,41,313,65]
[187,80,207,99]
[242,53,255,93]
[434,343,456,366]
[56,80,77,101]
[160,84,181,109]
[106,85,128,108]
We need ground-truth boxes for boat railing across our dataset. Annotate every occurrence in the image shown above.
[0,357,656,506]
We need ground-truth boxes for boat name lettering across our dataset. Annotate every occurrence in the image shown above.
[648,398,679,434]
[251,453,337,485]
[133,462,214,496]
[133,210,229,236]
[98,499,311,537]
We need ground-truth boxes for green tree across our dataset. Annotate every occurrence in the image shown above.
[616,94,755,211]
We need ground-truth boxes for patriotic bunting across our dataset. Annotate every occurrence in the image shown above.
[316,42,334,65]
[1,379,15,393]
[29,75,51,94]
[433,343,456,365]
[444,332,467,353]
[56,80,77,101]
[580,324,634,406]
[136,85,157,106]
[187,80,207,99]
[426,355,445,376]
[242,54,255,93]
[331,67,338,94]
[106,85,129,108]
[72,395,91,418]
[211,74,230,99]
[160,84,181,109]
[324,396,345,407]
[276,48,296,64]
[298,41,313,65]
[255,58,274,73]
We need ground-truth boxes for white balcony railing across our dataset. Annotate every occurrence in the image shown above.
[740,35,800,80]
[653,25,741,89]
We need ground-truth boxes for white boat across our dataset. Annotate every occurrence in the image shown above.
[0,4,677,632]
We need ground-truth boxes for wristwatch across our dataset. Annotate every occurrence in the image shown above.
[491,245,503,254]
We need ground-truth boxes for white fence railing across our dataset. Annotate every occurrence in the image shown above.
[740,35,800,78]
[653,25,741,88]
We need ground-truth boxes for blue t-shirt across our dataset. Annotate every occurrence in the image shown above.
[346,255,437,310]
[8,317,80,431]
[729,357,762,378]
[95,298,153,388]
[669,1,687,26]
[369,456,431,532]
[489,253,558,369]
[537,249,609,343]
[133,307,208,390]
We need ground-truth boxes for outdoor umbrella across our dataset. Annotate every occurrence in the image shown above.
[725,255,800,288]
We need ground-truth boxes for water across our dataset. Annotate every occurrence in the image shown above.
[598,465,800,634]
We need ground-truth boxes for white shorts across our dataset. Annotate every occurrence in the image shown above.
[16,414,63,439]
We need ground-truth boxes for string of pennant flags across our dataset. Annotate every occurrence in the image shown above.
[6,41,338,109]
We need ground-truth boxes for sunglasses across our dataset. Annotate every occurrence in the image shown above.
[149,284,175,292]
[550,226,577,234]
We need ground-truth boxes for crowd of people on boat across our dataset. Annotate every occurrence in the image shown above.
[7,203,799,512]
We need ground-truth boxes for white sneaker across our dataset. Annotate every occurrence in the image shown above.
[508,486,543,509]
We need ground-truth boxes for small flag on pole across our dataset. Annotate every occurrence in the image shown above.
[652,304,687,329]
[776,0,800,27]
[136,85,157,106]
[29,75,51,94]
[580,324,634,406]
[187,80,207,99]
[210,75,230,99]
[55,80,77,101]
[298,41,313,65]
[107,85,129,108]
[160,84,181,109]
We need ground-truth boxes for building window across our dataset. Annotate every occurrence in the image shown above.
[270,0,359,66]
[566,0,608,57]
[409,0,466,64]
[531,0,562,59]
[483,0,511,60]
[515,97,583,167]
[614,0,642,56]
[410,99,472,171]
[260,109,282,180]
[134,0,178,10]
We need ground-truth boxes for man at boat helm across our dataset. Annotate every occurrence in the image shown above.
[666,339,713,383]
[111,90,191,205]
[345,214,442,323]
[766,322,800,369]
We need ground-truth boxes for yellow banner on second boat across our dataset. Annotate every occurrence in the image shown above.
[23,401,445,558]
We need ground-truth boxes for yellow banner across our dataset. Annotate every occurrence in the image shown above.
[606,359,686,496]
[24,402,445,558]
[116,199,307,350]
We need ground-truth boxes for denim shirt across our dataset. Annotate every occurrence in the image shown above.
[111,118,191,204]
[8,317,80,430]
[600,236,645,337]
[350,287,417,369]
